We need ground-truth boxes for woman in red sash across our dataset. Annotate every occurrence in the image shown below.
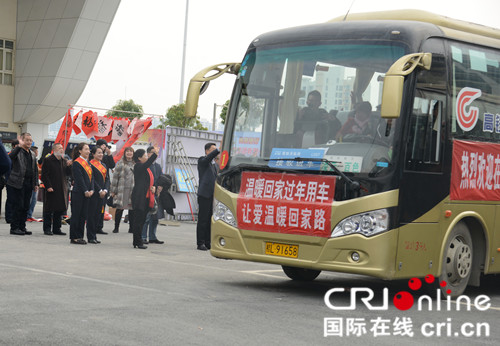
[70,143,94,244]
[130,147,158,249]
[86,147,110,244]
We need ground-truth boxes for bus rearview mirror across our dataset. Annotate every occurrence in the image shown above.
[381,53,432,119]
[185,63,241,118]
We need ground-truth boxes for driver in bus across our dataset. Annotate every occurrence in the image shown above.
[336,101,373,140]
[295,90,341,145]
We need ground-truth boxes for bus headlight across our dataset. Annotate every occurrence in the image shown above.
[213,199,237,227]
[331,209,389,238]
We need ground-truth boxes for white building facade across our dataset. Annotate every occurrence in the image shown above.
[0,0,120,148]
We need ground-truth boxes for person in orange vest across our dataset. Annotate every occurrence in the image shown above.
[86,146,110,244]
[69,143,94,245]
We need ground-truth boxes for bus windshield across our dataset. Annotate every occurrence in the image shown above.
[227,41,408,176]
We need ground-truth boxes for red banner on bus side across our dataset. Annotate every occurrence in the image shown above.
[236,171,336,237]
[451,140,500,201]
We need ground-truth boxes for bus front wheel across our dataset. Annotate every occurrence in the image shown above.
[282,266,321,281]
[439,222,473,297]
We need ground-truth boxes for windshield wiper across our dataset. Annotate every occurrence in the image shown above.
[266,157,361,194]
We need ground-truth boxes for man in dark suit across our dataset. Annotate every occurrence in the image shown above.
[4,139,18,223]
[196,142,219,251]
[7,133,39,235]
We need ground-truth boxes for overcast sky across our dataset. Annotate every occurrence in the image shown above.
[76,0,500,124]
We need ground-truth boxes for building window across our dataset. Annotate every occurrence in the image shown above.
[0,39,14,86]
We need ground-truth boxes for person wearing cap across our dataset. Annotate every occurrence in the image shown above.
[95,139,115,235]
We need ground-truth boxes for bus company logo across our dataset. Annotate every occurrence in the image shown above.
[456,87,482,132]
[324,274,491,312]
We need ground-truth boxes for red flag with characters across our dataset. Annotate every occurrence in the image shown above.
[113,118,153,162]
[54,108,74,150]
[111,118,129,141]
[81,111,98,137]
[72,110,83,134]
[93,116,114,139]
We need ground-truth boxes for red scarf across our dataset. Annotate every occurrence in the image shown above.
[90,159,107,180]
[75,157,92,181]
[146,168,155,208]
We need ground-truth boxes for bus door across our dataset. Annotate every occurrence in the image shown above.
[396,40,449,275]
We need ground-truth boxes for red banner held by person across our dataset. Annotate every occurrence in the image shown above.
[237,171,336,237]
[451,140,500,201]
[54,108,73,150]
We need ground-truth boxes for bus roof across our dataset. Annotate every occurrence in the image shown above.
[330,9,500,47]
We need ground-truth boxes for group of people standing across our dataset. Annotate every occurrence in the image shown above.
[2,135,218,252]
[67,142,164,249]
[2,134,167,250]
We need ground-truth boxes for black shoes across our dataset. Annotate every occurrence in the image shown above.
[133,244,147,249]
[142,239,149,244]
[88,239,101,244]
[197,244,209,251]
[70,239,87,245]
[112,228,119,233]
[149,239,164,244]
[96,231,108,235]
[44,231,54,236]
[10,229,32,235]
[53,231,66,236]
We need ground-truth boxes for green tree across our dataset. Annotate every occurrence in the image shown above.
[219,100,230,125]
[107,99,144,119]
[157,103,207,130]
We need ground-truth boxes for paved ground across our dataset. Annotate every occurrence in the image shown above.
[1,204,499,345]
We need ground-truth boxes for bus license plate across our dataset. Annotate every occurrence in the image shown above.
[265,242,298,258]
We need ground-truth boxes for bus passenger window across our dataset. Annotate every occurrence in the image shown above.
[406,99,444,170]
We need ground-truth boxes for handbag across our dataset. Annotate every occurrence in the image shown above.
[148,197,158,215]
[106,195,116,207]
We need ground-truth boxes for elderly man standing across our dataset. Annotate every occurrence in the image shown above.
[41,143,72,235]
[7,133,39,235]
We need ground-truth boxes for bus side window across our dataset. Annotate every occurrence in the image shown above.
[406,99,444,171]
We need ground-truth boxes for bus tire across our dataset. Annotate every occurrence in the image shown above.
[439,222,473,297]
[282,266,321,281]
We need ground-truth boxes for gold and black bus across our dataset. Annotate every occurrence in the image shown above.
[185,10,500,297]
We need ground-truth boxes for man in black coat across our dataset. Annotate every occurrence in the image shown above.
[7,133,39,235]
[3,139,18,223]
[41,143,72,235]
[196,142,219,251]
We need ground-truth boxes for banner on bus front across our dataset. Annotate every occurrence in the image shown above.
[236,171,336,237]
